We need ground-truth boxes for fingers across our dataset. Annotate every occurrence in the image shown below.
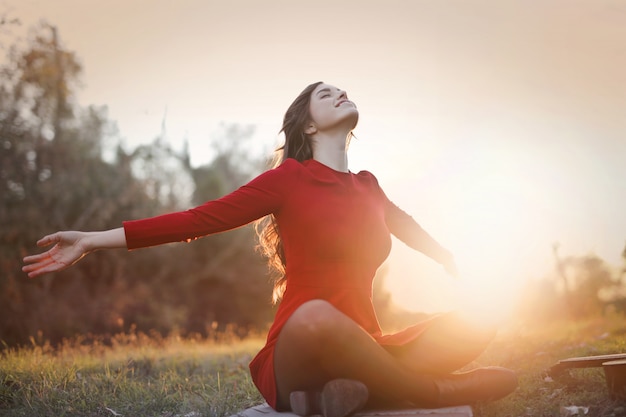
[23,251,50,264]
[443,261,460,279]
[22,257,56,278]
[22,255,52,271]
[28,265,54,279]
[23,232,70,279]
[36,233,60,247]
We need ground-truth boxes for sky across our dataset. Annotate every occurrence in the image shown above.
[2,0,625,315]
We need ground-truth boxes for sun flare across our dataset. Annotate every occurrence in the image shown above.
[385,153,550,323]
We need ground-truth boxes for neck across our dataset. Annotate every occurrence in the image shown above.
[311,131,350,172]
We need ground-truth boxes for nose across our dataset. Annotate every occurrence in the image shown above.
[338,90,347,99]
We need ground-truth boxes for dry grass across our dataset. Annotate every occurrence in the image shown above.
[0,329,265,417]
[2,315,626,416]
[473,314,626,417]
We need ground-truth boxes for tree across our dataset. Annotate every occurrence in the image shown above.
[0,22,160,344]
[0,23,277,346]
[172,123,274,336]
[0,10,20,50]
[531,243,624,319]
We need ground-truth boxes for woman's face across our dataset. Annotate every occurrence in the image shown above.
[307,83,359,134]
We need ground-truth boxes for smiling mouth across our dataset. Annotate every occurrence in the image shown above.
[337,100,352,107]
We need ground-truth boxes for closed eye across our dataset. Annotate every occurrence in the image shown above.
[316,87,332,99]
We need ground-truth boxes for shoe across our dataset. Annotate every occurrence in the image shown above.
[290,378,369,417]
[433,366,518,407]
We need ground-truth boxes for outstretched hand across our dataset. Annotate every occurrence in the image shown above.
[22,231,90,279]
[442,256,459,279]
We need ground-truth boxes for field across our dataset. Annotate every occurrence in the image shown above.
[2,316,626,417]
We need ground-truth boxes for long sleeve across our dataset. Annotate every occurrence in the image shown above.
[123,159,300,250]
[380,188,452,265]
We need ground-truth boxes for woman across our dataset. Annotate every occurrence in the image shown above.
[23,82,517,416]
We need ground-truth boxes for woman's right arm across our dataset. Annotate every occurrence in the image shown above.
[23,159,301,278]
[22,228,127,279]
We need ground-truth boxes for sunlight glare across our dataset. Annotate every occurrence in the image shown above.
[386,150,547,323]
[441,152,544,323]
[448,271,521,327]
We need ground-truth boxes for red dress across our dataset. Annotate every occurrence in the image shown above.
[123,158,451,408]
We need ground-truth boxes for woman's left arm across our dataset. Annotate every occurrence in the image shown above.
[381,191,458,277]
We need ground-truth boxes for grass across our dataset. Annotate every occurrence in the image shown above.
[473,314,626,417]
[2,316,626,417]
[0,329,265,416]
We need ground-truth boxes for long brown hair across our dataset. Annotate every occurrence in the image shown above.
[255,81,323,303]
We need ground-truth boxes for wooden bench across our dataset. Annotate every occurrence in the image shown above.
[548,353,626,400]
[603,359,626,400]
[547,353,626,377]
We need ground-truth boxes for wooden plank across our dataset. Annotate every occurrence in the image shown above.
[548,353,626,377]
[230,403,473,417]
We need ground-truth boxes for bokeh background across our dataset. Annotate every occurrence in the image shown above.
[1,0,624,346]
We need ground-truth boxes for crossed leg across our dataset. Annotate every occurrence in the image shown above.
[386,311,496,375]
[272,300,497,410]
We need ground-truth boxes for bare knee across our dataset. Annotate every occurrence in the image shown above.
[282,299,345,345]
[274,300,342,408]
